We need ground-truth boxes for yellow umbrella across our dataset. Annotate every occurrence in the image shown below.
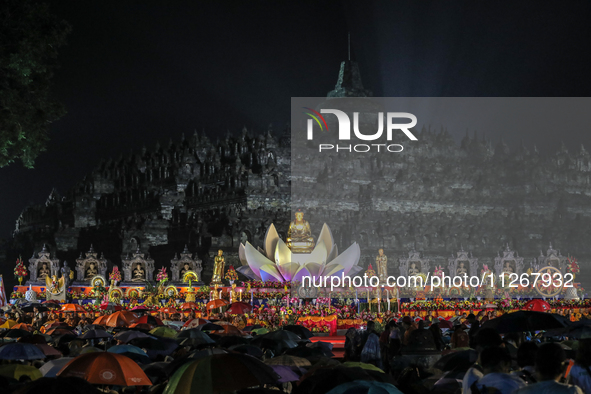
[0,319,17,329]
[0,364,42,381]
[342,361,385,373]
[149,326,177,338]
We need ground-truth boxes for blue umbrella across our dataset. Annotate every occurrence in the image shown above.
[0,343,46,360]
[107,344,148,357]
[38,357,75,377]
[326,380,403,394]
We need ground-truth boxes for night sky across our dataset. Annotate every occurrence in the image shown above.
[1,0,591,241]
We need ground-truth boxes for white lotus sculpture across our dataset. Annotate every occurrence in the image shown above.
[236,223,362,282]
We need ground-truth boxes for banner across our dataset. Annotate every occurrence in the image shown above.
[0,275,7,307]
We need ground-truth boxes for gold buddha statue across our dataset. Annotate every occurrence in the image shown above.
[211,250,225,285]
[286,210,315,253]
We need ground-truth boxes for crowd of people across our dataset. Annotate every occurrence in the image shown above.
[2,303,591,394]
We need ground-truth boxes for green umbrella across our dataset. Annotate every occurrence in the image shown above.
[252,328,269,335]
[342,361,385,373]
[149,326,177,338]
[164,353,279,394]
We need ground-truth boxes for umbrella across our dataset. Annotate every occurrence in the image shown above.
[283,325,314,339]
[284,346,328,359]
[39,357,75,377]
[183,318,209,329]
[92,315,109,326]
[0,342,46,360]
[46,327,76,336]
[10,376,103,394]
[265,355,312,367]
[229,344,264,358]
[80,346,101,354]
[78,329,112,340]
[306,341,335,358]
[131,337,179,359]
[35,343,62,357]
[133,315,164,326]
[181,302,200,311]
[100,303,123,311]
[206,299,229,310]
[61,304,86,313]
[342,362,385,373]
[131,305,151,311]
[150,326,178,338]
[523,299,552,312]
[46,321,71,328]
[270,365,300,382]
[0,364,42,381]
[12,323,33,331]
[252,328,269,335]
[22,305,48,313]
[188,348,228,360]
[215,325,245,336]
[57,352,152,386]
[2,328,32,338]
[104,311,141,327]
[326,380,403,394]
[129,323,155,331]
[159,307,179,314]
[176,328,215,341]
[114,330,153,343]
[163,353,280,394]
[265,330,301,342]
[217,335,250,348]
[226,302,253,314]
[108,344,149,356]
[198,323,224,332]
[0,319,17,329]
[18,334,49,344]
[165,321,185,329]
[434,349,478,372]
[481,311,567,333]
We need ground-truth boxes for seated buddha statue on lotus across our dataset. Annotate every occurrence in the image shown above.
[286,210,315,254]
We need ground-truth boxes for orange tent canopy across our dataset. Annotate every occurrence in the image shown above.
[57,352,152,386]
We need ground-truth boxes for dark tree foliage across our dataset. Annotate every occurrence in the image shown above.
[0,0,70,168]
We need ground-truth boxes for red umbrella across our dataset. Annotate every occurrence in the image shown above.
[57,352,152,386]
[183,318,209,329]
[134,315,164,326]
[226,302,253,314]
[131,305,151,311]
[524,299,552,312]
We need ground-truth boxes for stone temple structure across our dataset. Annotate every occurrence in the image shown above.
[10,60,591,284]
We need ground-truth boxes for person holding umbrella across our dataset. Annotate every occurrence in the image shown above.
[462,327,504,394]
[515,343,583,394]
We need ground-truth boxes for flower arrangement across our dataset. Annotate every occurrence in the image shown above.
[10,290,24,299]
[365,263,377,278]
[13,257,27,284]
[568,256,580,276]
[109,266,122,283]
[156,267,168,284]
[433,265,444,277]
[225,265,239,282]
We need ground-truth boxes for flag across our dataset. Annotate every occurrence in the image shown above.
[0,275,7,307]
